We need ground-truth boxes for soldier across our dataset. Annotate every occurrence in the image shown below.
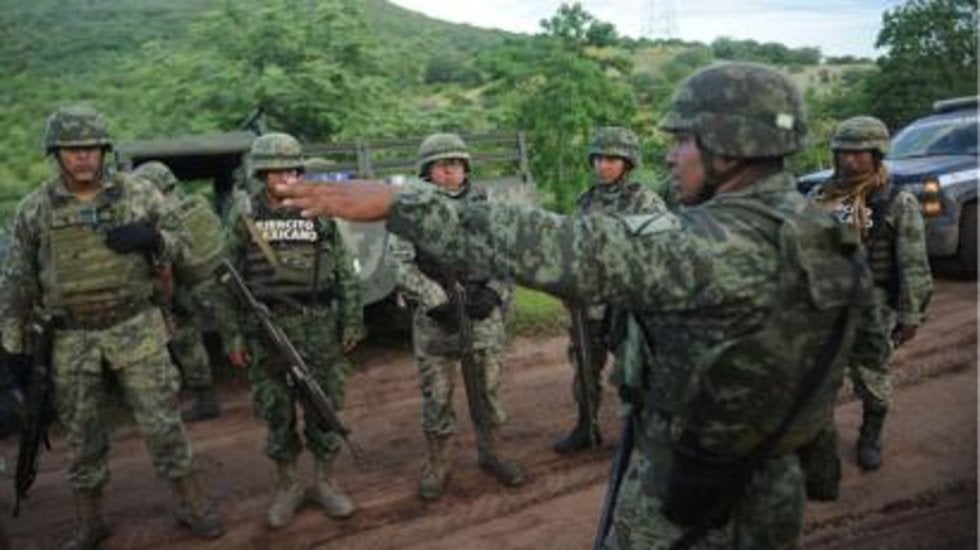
[218,132,364,528]
[387,133,524,500]
[800,116,932,496]
[132,161,223,423]
[0,105,223,548]
[273,62,888,548]
[554,126,666,454]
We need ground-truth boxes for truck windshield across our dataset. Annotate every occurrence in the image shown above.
[889,114,979,159]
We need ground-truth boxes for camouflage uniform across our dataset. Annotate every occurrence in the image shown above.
[132,161,224,422]
[1,106,222,547]
[556,126,667,453]
[800,116,932,493]
[217,133,363,526]
[382,64,886,548]
[390,133,523,500]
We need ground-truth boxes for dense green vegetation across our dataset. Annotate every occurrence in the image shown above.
[1,0,976,218]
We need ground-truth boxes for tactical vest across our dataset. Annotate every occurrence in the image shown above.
[633,194,862,456]
[242,207,334,307]
[576,181,640,215]
[173,193,224,285]
[45,179,155,323]
[865,187,900,304]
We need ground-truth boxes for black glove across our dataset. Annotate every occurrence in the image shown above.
[465,284,500,320]
[426,301,461,334]
[105,222,162,254]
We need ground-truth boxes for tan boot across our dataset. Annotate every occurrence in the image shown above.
[267,459,305,528]
[418,434,453,500]
[172,472,224,539]
[61,489,111,550]
[477,427,525,487]
[308,456,356,518]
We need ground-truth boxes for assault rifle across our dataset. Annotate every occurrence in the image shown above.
[217,260,361,459]
[13,318,56,516]
[593,413,634,549]
[569,305,599,447]
[447,280,492,434]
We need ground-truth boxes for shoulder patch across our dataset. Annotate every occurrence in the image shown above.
[620,212,681,236]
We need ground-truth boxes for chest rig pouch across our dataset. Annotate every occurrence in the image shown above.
[45,184,155,324]
[243,211,335,308]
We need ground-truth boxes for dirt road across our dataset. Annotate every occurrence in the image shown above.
[6,279,976,549]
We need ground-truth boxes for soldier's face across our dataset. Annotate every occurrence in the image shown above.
[428,159,466,190]
[593,155,628,185]
[263,169,302,202]
[835,150,875,178]
[665,132,707,205]
[57,147,103,186]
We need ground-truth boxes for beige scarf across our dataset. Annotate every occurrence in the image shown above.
[814,164,889,242]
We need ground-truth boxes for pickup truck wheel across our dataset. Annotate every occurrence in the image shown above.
[956,202,977,279]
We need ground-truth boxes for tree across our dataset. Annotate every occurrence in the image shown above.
[129,0,389,140]
[482,5,637,212]
[869,0,978,128]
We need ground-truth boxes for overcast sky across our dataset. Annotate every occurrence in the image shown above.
[389,0,906,58]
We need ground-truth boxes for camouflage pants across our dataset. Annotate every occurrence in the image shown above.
[848,300,898,413]
[565,319,610,418]
[604,449,805,549]
[169,313,213,389]
[246,308,348,462]
[53,308,192,491]
[413,309,508,437]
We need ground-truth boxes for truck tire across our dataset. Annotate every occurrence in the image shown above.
[956,202,977,279]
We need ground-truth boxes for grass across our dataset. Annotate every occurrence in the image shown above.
[506,286,568,337]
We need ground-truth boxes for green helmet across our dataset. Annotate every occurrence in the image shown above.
[43,105,113,154]
[249,132,304,175]
[304,156,335,173]
[831,116,890,156]
[659,62,807,158]
[589,126,641,168]
[417,133,471,178]
[132,161,179,194]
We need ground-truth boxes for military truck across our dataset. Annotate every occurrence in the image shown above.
[115,128,536,305]
[798,97,978,278]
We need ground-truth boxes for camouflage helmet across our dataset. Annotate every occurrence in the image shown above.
[132,161,179,194]
[831,116,890,156]
[589,126,641,168]
[43,105,113,154]
[304,157,336,173]
[249,132,304,175]
[659,62,807,158]
[417,133,471,178]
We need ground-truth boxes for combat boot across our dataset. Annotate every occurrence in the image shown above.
[267,459,305,528]
[308,456,356,518]
[181,386,221,423]
[857,406,886,471]
[61,489,111,550]
[552,403,601,454]
[172,472,224,539]
[477,427,525,487]
[419,434,454,500]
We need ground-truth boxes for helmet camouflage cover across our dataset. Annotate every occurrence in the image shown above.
[589,126,641,168]
[417,133,471,178]
[831,116,890,156]
[43,105,113,154]
[132,161,179,194]
[659,62,807,158]
[249,132,304,175]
